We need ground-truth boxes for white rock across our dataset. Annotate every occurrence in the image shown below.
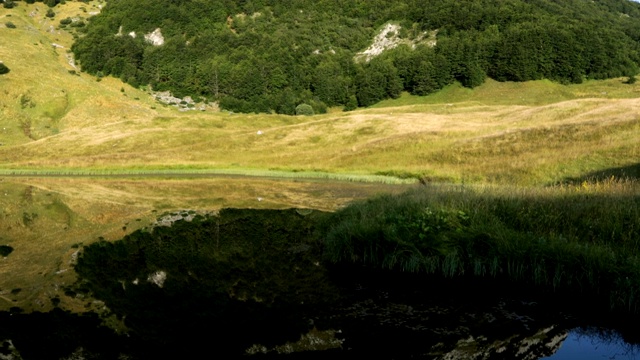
[147,270,167,288]
[144,28,165,46]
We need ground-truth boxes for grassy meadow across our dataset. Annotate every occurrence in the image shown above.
[0,1,639,319]
[1,4,639,185]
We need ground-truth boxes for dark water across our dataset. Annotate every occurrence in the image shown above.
[0,179,638,359]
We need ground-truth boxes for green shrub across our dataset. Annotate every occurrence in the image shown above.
[0,245,13,257]
[295,103,314,116]
[5,22,16,29]
[3,0,15,9]
[343,95,358,111]
[0,63,9,75]
[46,9,55,18]
[59,18,72,26]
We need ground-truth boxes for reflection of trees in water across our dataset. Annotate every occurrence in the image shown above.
[570,327,640,358]
[327,270,571,359]
[73,208,336,357]
[0,309,125,360]
[1,209,639,358]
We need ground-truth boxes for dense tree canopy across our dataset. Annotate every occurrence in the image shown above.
[71,0,640,113]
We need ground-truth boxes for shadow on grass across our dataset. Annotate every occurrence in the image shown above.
[563,163,640,183]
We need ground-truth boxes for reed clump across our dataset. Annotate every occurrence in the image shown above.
[322,179,640,314]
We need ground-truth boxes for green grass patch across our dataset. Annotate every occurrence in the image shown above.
[0,168,417,184]
[321,181,640,314]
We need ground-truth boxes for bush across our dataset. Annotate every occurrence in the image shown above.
[0,63,9,75]
[59,18,72,26]
[0,245,13,257]
[3,1,15,9]
[5,22,16,29]
[295,103,314,116]
[46,9,55,18]
[343,95,358,112]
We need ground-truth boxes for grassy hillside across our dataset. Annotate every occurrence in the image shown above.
[0,2,639,186]
[0,1,164,145]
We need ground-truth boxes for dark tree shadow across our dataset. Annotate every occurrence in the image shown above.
[561,163,640,184]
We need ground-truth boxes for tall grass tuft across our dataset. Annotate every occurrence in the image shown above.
[321,180,640,314]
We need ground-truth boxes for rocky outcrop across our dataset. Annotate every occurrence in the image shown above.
[144,28,164,46]
[355,23,437,62]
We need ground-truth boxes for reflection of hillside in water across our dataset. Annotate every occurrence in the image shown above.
[0,177,409,312]
[0,180,638,359]
[3,209,633,359]
[324,266,573,360]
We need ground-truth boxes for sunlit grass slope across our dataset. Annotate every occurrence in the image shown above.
[0,1,165,144]
[1,3,639,185]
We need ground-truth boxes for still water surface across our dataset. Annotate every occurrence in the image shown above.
[544,331,639,359]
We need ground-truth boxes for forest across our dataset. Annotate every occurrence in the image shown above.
[67,0,640,113]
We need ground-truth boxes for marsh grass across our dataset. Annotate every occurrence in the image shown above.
[322,179,640,314]
[0,168,416,184]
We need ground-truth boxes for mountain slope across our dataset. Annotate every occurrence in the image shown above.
[0,1,167,146]
[0,2,639,185]
[69,0,640,113]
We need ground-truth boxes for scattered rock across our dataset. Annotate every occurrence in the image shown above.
[152,91,212,111]
[151,210,209,228]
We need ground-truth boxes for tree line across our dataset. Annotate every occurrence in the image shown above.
[69,0,640,113]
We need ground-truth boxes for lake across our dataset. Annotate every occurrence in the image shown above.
[0,176,637,359]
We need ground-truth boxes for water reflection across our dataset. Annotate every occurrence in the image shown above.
[0,176,409,312]
[544,329,640,360]
[0,177,638,359]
